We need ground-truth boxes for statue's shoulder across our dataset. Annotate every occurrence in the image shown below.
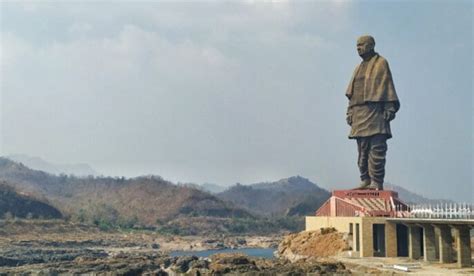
[375,54,389,66]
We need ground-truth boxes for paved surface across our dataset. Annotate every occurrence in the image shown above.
[332,255,474,275]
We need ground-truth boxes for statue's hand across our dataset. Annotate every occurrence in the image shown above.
[383,110,395,121]
[346,114,352,126]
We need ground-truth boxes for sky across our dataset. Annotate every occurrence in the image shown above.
[0,1,472,202]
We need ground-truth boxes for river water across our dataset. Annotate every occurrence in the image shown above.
[170,248,276,259]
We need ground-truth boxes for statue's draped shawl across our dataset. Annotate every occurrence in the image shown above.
[346,53,400,111]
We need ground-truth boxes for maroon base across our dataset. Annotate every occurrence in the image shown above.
[332,189,399,200]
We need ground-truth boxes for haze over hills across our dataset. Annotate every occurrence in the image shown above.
[217,176,331,217]
[385,183,455,204]
[199,183,227,194]
[7,154,99,177]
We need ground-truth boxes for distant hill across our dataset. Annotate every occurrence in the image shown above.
[199,183,227,194]
[4,155,453,234]
[217,176,331,217]
[177,182,226,194]
[0,181,62,219]
[0,157,252,227]
[385,183,454,204]
[7,154,99,177]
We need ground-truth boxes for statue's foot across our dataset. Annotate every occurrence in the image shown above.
[368,181,383,190]
[358,179,371,189]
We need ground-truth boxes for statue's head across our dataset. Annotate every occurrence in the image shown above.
[356,35,375,57]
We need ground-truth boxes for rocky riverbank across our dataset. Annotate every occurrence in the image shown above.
[0,230,347,275]
[0,220,353,275]
[1,248,349,275]
[0,220,281,251]
[0,220,300,274]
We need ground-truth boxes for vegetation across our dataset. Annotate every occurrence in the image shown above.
[217,176,330,217]
[0,158,322,235]
[156,215,304,236]
[0,158,254,232]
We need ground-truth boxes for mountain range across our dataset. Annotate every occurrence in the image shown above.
[0,156,455,234]
[0,158,251,227]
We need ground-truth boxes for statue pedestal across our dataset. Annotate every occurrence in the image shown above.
[333,189,399,201]
[316,189,408,217]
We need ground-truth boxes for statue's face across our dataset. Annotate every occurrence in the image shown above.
[356,38,374,56]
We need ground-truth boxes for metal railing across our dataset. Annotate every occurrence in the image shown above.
[403,203,474,219]
[392,204,410,218]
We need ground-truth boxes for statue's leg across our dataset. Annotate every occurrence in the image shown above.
[357,137,370,187]
[368,134,387,190]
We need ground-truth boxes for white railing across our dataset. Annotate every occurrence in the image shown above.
[405,203,474,219]
[393,204,411,218]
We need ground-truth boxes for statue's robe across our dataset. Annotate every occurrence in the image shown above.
[346,53,400,139]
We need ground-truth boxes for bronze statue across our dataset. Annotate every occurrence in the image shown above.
[346,35,400,190]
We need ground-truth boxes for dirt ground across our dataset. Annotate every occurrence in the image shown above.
[278,228,350,258]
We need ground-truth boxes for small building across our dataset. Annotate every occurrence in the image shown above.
[306,189,473,267]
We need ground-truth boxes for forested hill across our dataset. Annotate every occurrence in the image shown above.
[0,157,252,227]
[217,176,331,217]
[1,156,450,235]
[0,180,62,219]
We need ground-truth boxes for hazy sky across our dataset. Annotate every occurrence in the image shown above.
[1,1,472,201]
